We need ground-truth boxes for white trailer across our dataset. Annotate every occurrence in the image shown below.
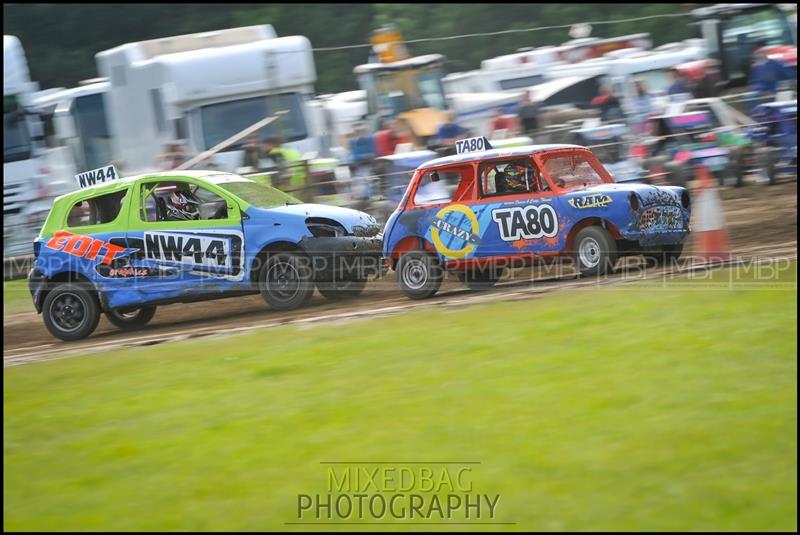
[442,33,652,95]
[93,25,322,174]
[538,39,707,114]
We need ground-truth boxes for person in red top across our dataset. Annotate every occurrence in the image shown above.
[489,109,520,138]
[393,120,414,147]
[374,120,399,157]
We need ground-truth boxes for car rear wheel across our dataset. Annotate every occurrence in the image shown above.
[42,282,101,341]
[458,267,504,291]
[259,252,315,310]
[397,250,443,300]
[106,305,157,330]
[317,277,367,300]
[573,226,618,276]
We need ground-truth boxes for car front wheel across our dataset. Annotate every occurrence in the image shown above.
[397,250,443,300]
[106,305,157,330]
[42,282,101,341]
[259,252,315,310]
[573,227,618,276]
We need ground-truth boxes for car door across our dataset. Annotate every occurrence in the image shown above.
[466,157,562,260]
[124,177,246,299]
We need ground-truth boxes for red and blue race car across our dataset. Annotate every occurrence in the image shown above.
[382,140,692,299]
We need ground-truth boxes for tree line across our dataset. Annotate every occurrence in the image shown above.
[4,3,699,94]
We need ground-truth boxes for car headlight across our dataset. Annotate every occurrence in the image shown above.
[306,218,346,238]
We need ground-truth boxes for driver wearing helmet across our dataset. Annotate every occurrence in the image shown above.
[165,185,201,221]
[502,162,532,193]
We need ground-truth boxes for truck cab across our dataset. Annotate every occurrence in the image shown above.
[94,25,324,175]
[690,3,797,88]
[4,35,77,256]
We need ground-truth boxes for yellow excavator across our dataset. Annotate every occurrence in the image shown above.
[354,25,451,146]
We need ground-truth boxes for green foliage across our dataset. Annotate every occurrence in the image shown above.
[3,3,693,94]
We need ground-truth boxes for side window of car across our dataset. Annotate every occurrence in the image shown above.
[480,160,543,197]
[412,168,468,206]
[66,189,128,228]
[141,182,229,222]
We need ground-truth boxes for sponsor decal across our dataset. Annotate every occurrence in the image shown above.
[640,206,683,230]
[94,264,166,278]
[45,230,130,265]
[142,230,244,276]
[640,189,682,208]
[74,164,120,189]
[430,204,481,259]
[568,194,612,209]
[492,204,558,242]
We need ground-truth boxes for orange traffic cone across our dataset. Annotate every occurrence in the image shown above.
[691,164,732,264]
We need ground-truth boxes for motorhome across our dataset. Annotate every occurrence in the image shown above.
[442,33,652,95]
[92,25,323,174]
[533,39,708,114]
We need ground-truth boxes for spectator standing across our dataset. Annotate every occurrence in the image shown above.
[591,85,624,122]
[160,141,189,170]
[242,133,262,170]
[749,44,789,98]
[518,93,539,136]
[435,111,466,147]
[692,62,720,99]
[374,120,399,157]
[667,68,691,101]
[630,80,653,135]
[394,120,415,148]
[489,109,520,139]
[350,124,377,164]
[349,124,376,201]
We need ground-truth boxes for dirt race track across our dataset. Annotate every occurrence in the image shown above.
[4,180,797,367]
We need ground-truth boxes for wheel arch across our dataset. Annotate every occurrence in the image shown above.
[249,240,303,284]
[388,235,437,270]
[36,270,98,312]
[563,217,623,253]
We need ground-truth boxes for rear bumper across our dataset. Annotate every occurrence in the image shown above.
[625,229,691,247]
[299,236,386,281]
[28,268,46,313]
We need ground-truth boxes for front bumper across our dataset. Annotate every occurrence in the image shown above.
[299,235,385,281]
[623,204,691,247]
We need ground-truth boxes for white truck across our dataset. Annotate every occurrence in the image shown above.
[93,25,323,174]
[4,35,75,256]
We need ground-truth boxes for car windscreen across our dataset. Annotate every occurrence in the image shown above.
[218,181,302,208]
[198,93,308,151]
[540,152,607,188]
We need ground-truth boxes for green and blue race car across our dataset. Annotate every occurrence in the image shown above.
[29,168,383,341]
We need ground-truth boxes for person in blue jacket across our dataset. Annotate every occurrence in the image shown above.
[749,45,789,97]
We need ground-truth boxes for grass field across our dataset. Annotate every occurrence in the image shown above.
[4,263,797,531]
